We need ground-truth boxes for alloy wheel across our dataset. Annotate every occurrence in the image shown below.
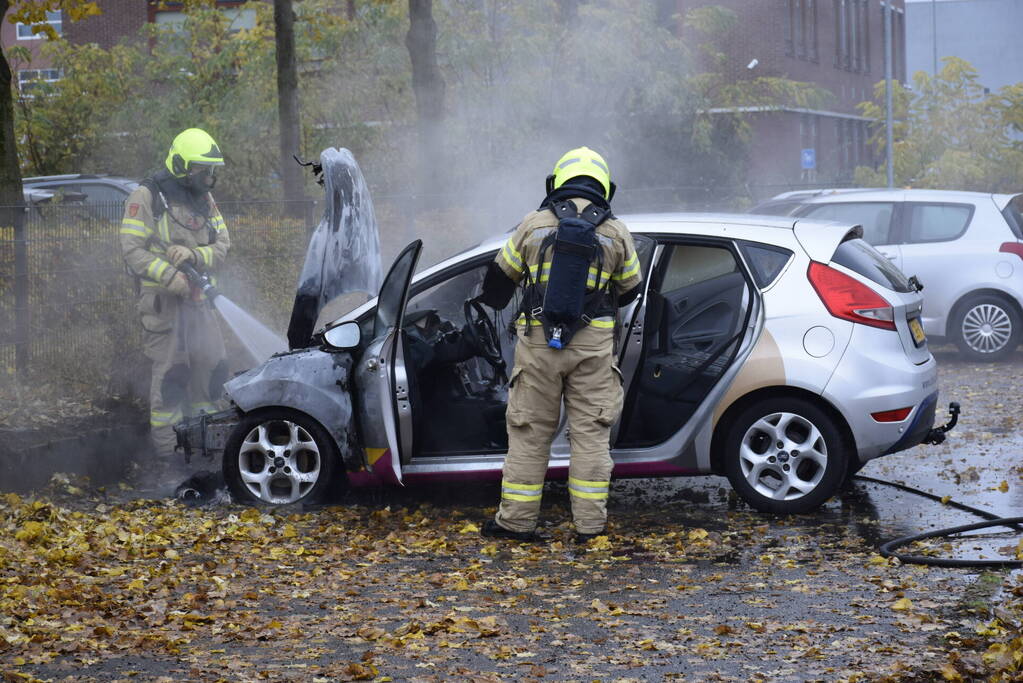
[237,419,322,504]
[738,411,828,501]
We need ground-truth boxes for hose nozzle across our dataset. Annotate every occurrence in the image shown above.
[178,262,220,301]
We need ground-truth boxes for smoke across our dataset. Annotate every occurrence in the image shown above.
[2,0,757,468]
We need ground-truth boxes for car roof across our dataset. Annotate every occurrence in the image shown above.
[769,187,882,200]
[423,212,851,277]
[337,211,860,326]
[780,187,1019,206]
[23,174,137,185]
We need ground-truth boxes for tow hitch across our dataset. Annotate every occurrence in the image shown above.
[923,402,960,445]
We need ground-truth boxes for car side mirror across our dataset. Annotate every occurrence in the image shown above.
[322,321,361,350]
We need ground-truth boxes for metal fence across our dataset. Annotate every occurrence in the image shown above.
[0,200,318,393]
[0,181,839,395]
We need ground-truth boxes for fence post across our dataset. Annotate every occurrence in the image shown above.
[13,205,27,374]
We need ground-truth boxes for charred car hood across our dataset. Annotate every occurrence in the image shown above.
[225,347,357,463]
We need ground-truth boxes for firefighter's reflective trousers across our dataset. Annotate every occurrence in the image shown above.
[140,291,227,460]
[495,329,624,535]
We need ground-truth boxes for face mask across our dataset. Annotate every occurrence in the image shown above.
[185,165,217,193]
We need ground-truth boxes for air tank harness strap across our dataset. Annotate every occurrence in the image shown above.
[521,200,613,347]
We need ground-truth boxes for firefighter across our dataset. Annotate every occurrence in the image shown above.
[477,147,642,542]
[119,128,231,490]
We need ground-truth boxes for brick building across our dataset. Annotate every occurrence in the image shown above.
[675,0,906,191]
[2,1,256,93]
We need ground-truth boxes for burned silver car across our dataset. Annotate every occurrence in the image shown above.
[179,194,958,514]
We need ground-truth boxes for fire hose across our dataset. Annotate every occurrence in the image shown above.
[855,474,1023,568]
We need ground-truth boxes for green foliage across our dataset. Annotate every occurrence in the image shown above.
[5,0,101,39]
[9,0,826,204]
[11,41,144,175]
[854,57,1023,192]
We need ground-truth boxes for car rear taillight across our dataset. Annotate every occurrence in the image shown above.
[871,407,912,422]
[999,242,1023,260]
[807,262,896,331]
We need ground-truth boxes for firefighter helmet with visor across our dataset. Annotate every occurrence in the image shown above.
[550,147,611,200]
[165,128,225,178]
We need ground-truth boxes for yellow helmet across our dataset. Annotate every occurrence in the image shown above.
[165,128,224,177]
[551,146,611,199]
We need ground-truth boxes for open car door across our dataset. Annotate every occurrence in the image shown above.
[354,240,422,483]
[614,238,762,462]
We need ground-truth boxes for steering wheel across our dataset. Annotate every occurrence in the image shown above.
[464,298,506,377]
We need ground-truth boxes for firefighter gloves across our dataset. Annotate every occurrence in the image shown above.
[166,245,197,267]
[167,272,191,298]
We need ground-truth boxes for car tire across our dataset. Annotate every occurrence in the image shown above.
[951,294,1021,362]
[723,397,849,514]
[223,408,340,507]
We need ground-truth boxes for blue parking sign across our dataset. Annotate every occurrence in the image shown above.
[801,148,816,170]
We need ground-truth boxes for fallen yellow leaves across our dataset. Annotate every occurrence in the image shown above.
[14,521,47,544]
[892,598,913,611]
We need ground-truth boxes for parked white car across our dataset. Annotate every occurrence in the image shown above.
[178,213,958,514]
[752,189,1023,360]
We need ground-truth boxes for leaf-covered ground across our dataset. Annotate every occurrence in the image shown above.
[1,347,1021,682]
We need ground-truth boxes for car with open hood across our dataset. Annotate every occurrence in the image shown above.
[178,208,958,515]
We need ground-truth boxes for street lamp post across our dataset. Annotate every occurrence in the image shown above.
[884,1,895,188]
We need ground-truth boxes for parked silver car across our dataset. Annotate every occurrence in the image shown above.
[752,189,1023,360]
[178,214,958,514]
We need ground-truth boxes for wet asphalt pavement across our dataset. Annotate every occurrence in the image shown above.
[2,346,1021,682]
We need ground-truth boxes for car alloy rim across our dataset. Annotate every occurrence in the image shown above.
[739,411,828,502]
[962,303,1012,354]
[238,419,321,504]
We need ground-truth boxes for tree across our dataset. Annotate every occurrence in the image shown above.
[0,0,99,211]
[854,57,1023,192]
[405,0,445,203]
[274,0,303,203]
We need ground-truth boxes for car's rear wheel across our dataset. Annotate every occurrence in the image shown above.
[223,408,340,506]
[951,294,1021,361]
[723,397,848,514]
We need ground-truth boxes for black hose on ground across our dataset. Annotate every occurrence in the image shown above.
[852,474,1023,568]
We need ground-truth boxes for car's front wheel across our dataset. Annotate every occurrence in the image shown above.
[723,397,848,514]
[223,409,340,506]
[951,294,1021,361]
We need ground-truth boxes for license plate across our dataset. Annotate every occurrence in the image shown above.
[909,317,926,346]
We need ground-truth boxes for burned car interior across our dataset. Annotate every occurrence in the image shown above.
[356,236,752,459]
[400,262,517,456]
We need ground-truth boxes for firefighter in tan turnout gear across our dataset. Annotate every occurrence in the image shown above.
[120,128,231,486]
[478,147,642,543]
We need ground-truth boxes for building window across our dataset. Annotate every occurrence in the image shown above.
[808,0,819,62]
[17,69,62,93]
[835,0,872,73]
[154,7,257,34]
[787,0,818,62]
[861,0,871,73]
[833,0,845,68]
[894,8,905,82]
[15,10,62,40]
